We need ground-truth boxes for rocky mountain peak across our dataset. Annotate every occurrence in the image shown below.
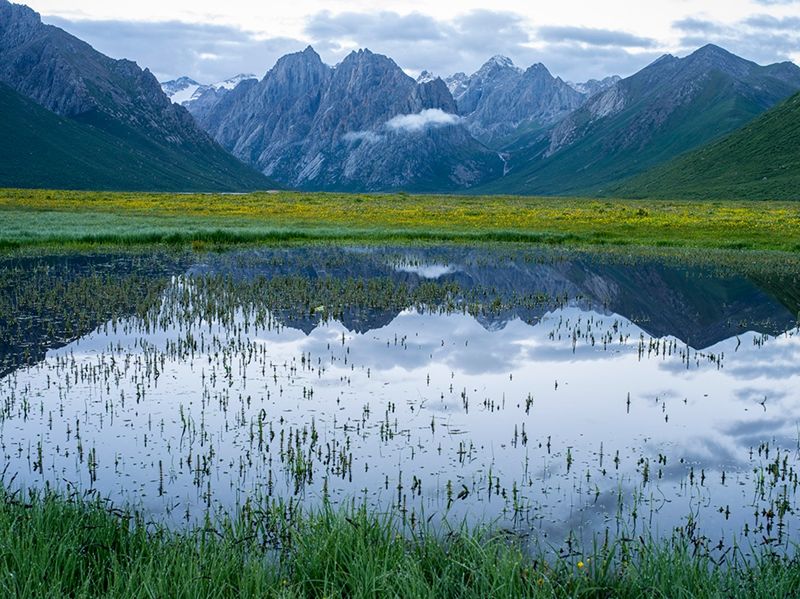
[411,77,457,113]
[445,72,469,97]
[450,55,585,144]
[171,76,200,87]
[684,43,755,79]
[485,55,516,70]
[523,63,555,80]
[0,0,40,35]
[416,70,437,84]
[274,46,326,72]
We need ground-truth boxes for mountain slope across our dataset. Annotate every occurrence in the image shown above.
[0,82,272,191]
[0,0,272,191]
[194,47,502,192]
[613,91,800,200]
[447,56,585,146]
[489,45,800,196]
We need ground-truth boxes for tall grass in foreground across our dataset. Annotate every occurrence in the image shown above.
[0,490,798,598]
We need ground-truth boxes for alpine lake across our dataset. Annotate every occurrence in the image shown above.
[2,244,799,561]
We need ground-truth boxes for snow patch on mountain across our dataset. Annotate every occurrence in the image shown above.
[160,74,257,106]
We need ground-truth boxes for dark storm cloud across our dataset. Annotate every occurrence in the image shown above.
[43,16,306,82]
[537,26,657,48]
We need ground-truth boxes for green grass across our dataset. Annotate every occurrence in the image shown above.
[615,91,800,200]
[2,189,800,253]
[0,83,273,193]
[0,489,798,598]
[482,70,785,197]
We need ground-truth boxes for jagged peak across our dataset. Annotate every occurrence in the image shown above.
[416,70,438,84]
[273,46,325,70]
[523,62,553,78]
[472,55,523,79]
[690,43,734,59]
[346,48,376,59]
[166,76,201,86]
[338,48,403,72]
[486,55,515,68]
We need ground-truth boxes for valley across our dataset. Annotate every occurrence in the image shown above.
[3,0,800,596]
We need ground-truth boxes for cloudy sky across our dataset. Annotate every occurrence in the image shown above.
[26,0,800,84]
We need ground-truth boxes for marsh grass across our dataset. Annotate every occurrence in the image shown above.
[0,488,798,598]
[2,189,800,252]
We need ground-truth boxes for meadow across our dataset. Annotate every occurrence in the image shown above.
[1,188,800,252]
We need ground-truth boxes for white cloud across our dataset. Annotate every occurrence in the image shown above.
[385,109,460,133]
[342,130,383,143]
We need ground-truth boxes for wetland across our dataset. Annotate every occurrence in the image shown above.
[2,244,799,569]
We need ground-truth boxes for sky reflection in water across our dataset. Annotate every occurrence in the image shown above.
[1,246,799,549]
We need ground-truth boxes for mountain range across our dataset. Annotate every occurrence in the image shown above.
[186,47,503,191]
[162,74,257,106]
[0,0,273,191]
[2,0,799,197]
[173,42,800,196]
[486,44,800,195]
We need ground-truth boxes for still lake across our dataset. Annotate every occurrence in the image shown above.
[1,246,799,554]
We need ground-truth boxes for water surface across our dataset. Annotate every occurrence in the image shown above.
[1,246,798,554]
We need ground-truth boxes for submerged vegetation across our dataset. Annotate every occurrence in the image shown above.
[1,188,800,252]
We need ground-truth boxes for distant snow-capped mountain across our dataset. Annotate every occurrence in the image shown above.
[160,74,257,106]
[566,75,622,97]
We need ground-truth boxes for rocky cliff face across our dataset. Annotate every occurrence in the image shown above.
[447,56,586,145]
[0,0,221,150]
[0,0,272,190]
[194,47,502,191]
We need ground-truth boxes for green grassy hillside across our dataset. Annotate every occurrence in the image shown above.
[614,92,800,200]
[0,83,274,192]
[480,46,800,197]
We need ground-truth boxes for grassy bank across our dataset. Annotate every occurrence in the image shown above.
[1,189,799,252]
[0,490,798,598]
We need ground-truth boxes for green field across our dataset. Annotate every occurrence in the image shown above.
[2,188,800,252]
